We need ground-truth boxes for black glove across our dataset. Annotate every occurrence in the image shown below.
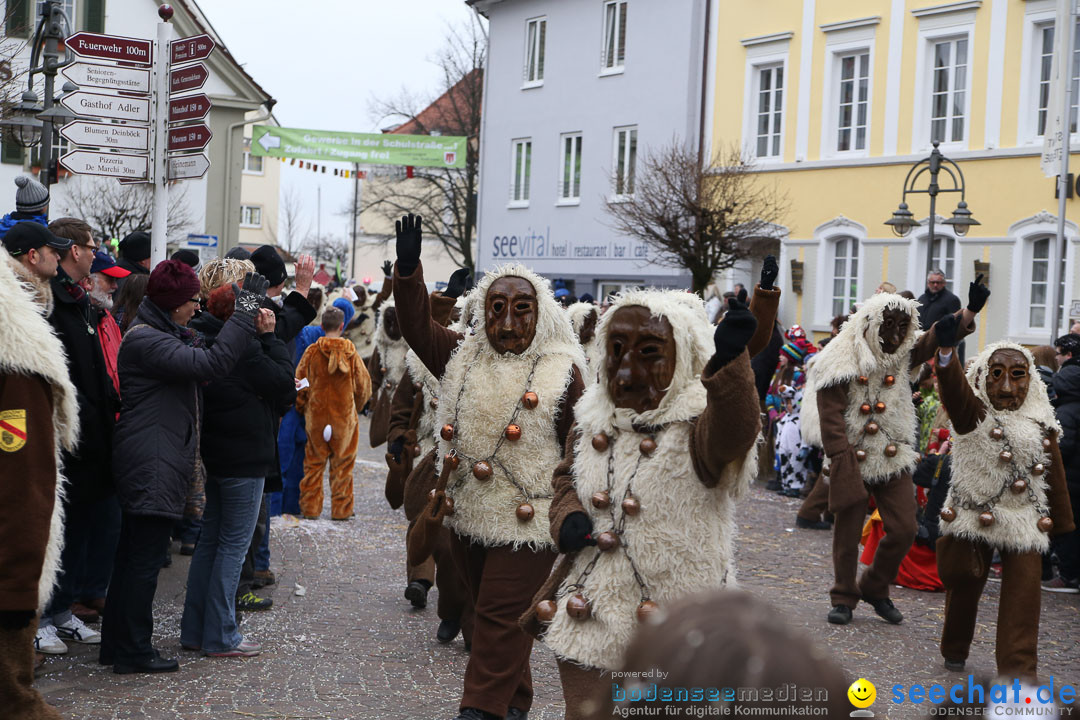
[381,260,393,278]
[445,268,472,299]
[388,437,404,463]
[0,609,35,631]
[712,290,757,368]
[760,255,779,290]
[395,213,423,278]
[967,273,990,313]
[232,271,270,322]
[559,512,596,553]
[934,313,960,349]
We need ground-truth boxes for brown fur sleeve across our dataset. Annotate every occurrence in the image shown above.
[1045,433,1076,535]
[554,365,586,452]
[549,427,587,547]
[352,351,372,414]
[747,284,781,358]
[934,351,985,435]
[387,372,417,445]
[816,382,851,457]
[393,261,464,379]
[367,346,383,391]
[910,309,975,368]
[691,350,762,487]
[430,292,457,327]
[371,279,393,312]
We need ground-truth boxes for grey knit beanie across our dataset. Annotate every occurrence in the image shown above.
[15,176,49,214]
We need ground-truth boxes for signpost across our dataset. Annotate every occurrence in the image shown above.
[60,121,149,151]
[168,152,210,180]
[61,62,150,93]
[167,123,212,151]
[60,90,149,122]
[170,34,215,64]
[168,93,211,122]
[169,63,208,93]
[250,125,468,169]
[59,149,148,179]
[66,31,152,65]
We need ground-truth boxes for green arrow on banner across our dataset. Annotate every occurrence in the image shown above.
[250,125,466,169]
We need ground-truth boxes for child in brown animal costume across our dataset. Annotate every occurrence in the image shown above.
[932,327,1075,681]
[801,279,989,627]
[521,258,780,720]
[295,306,372,520]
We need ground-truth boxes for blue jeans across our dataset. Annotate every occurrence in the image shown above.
[180,475,264,653]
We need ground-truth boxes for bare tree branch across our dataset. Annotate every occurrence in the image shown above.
[279,185,309,255]
[604,141,789,295]
[58,176,195,244]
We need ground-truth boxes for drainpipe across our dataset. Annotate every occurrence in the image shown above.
[223,97,276,254]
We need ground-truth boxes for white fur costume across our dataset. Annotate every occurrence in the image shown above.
[801,293,922,484]
[541,289,757,671]
[1,255,79,611]
[436,265,584,550]
[941,343,1060,554]
[373,298,409,403]
[566,301,600,384]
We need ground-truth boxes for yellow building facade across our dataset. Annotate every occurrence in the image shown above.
[711,0,1080,348]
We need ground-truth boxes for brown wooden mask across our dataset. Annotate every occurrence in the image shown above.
[382,306,402,340]
[578,308,598,346]
[877,307,911,354]
[986,349,1030,411]
[485,276,537,355]
[605,306,677,414]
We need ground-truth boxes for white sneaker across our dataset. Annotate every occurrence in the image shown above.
[54,615,101,644]
[35,624,69,654]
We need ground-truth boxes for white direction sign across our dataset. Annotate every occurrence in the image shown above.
[60,91,149,123]
[61,62,150,94]
[168,152,210,180]
[60,149,148,180]
[60,121,149,151]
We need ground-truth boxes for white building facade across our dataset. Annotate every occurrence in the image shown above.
[471,0,709,298]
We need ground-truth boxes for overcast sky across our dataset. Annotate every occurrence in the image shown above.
[196,0,478,250]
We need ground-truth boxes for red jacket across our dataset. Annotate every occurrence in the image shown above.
[97,309,122,399]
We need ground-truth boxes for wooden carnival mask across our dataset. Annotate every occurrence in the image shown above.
[382,306,402,341]
[485,276,537,355]
[605,306,677,414]
[578,308,598,345]
[985,349,1030,412]
[877,307,911,354]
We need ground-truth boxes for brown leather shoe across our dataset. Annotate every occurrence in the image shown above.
[70,602,100,624]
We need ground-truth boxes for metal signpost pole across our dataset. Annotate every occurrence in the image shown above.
[38,0,64,186]
[151,10,172,266]
[350,162,359,280]
[1052,0,1077,343]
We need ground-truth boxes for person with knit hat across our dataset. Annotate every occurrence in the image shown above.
[100,260,272,674]
[0,176,50,238]
[115,231,151,291]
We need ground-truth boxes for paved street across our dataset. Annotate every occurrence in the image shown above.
[37,422,1080,720]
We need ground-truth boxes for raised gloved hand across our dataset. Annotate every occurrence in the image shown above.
[712,289,757,368]
[967,273,990,313]
[445,268,472,299]
[388,437,405,463]
[232,271,271,322]
[760,255,779,290]
[934,313,960,349]
[395,213,423,277]
[559,511,597,553]
[381,260,393,279]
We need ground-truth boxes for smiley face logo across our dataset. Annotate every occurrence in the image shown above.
[848,678,876,709]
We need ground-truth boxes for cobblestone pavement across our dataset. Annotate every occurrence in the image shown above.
[37,422,1080,720]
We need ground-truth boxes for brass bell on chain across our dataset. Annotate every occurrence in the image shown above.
[1032,463,1045,476]
[857,376,869,385]
[516,503,534,522]
[859,403,872,415]
[522,391,539,409]
[566,593,591,620]
[865,421,880,435]
[884,375,896,386]
[884,444,898,458]
[472,461,493,481]
[596,531,620,551]
[978,512,995,527]
[621,496,641,516]
[1043,438,1053,450]
[940,507,957,522]
[639,437,657,456]
[990,427,1004,441]
[1010,479,1028,494]
[505,424,522,441]
[429,397,439,409]
[636,600,659,623]
[535,600,557,622]
[443,496,455,515]
[855,449,867,462]
[1038,516,1054,533]
[445,453,461,470]
[591,491,611,509]
[592,433,609,452]
[874,401,887,413]
[999,451,1013,463]
[441,424,455,441]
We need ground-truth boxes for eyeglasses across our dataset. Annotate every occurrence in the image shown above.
[189,297,201,305]
[76,242,99,252]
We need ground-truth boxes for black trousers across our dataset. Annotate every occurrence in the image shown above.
[99,513,173,665]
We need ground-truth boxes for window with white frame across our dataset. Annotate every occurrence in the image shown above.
[929,236,955,292]
[602,1,627,72]
[240,205,262,228]
[836,52,870,152]
[524,17,546,86]
[1035,20,1080,137]
[831,237,859,317]
[930,37,968,144]
[243,152,263,174]
[755,64,784,158]
[559,133,582,202]
[1028,236,1066,329]
[510,138,532,205]
[612,125,637,198]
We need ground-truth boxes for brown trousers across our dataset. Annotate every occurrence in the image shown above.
[798,472,830,522]
[449,531,556,717]
[831,473,917,607]
[299,422,358,520]
[406,524,436,586]
[558,659,605,720]
[405,521,474,642]
[936,535,1041,681]
[0,623,61,720]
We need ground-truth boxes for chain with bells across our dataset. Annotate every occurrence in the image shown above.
[439,352,550,522]
[821,373,908,479]
[533,426,662,627]
[939,418,1054,532]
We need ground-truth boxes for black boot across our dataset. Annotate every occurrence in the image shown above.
[827,604,853,625]
[795,516,832,530]
[944,659,965,672]
[437,619,461,643]
[405,580,431,609]
[506,709,528,720]
[114,649,179,675]
[455,709,499,720]
[863,596,903,624]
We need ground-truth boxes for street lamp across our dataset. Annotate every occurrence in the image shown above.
[0,90,44,147]
[883,142,980,279]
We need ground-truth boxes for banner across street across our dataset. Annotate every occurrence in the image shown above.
[250,125,467,169]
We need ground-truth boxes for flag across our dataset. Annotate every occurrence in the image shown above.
[334,259,343,286]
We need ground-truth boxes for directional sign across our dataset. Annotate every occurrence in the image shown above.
[168,152,210,180]
[66,31,152,66]
[168,123,212,151]
[60,121,149,151]
[60,149,148,180]
[169,94,211,123]
[61,62,150,94]
[170,34,215,65]
[60,91,150,122]
[169,63,208,94]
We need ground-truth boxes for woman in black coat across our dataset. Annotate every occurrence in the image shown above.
[99,261,270,674]
[180,284,296,657]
